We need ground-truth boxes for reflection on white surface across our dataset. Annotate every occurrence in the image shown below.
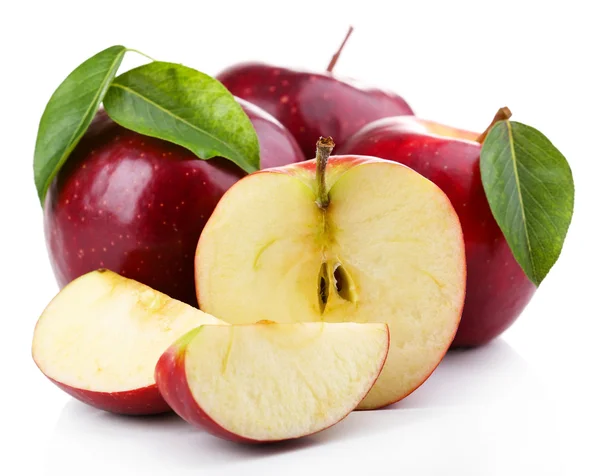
[44,339,565,476]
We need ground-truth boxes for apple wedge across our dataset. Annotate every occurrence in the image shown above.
[196,138,466,410]
[32,269,223,415]
[155,321,389,443]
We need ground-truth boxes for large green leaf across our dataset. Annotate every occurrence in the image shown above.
[481,121,574,286]
[103,62,260,173]
[33,45,127,204]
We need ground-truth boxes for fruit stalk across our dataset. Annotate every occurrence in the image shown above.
[315,137,335,209]
[326,26,354,72]
[476,107,512,143]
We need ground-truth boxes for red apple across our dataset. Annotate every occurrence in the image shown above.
[155,321,390,443]
[216,30,413,158]
[195,139,466,409]
[338,114,537,347]
[44,99,304,307]
[32,269,224,415]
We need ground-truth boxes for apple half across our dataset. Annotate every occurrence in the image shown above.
[32,269,223,415]
[155,321,389,443]
[195,144,466,410]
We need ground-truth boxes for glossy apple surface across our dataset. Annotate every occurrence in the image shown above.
[155,321,389,443]
[195,153,466,409]
[32,269,223,415]
[217,63,414,158]
[339,117,537,347]
[44,100,304,306]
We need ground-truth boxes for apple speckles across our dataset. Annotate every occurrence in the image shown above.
[280,95,289,104]
[160,203,164,207]
[268,86,276,93]
[77,249,85,258]
[102,247,107,252]
[272,69,281,76]
[291,107,297,115]
[243,87,252,95]
[281,80,290,87]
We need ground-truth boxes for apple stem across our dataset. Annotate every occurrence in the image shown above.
[326,26,354,73]
[476,107,513,143]
[315,137,335,209]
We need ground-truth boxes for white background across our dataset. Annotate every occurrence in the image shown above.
[1,1,598,474]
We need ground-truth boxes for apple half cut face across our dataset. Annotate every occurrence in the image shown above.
[196,156,466,409]
[32,269,223,415]
[155,321,389,443]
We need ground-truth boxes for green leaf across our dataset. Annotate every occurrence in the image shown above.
[480,121,574,286]
[103,62,260,173]
[34,45,127,204]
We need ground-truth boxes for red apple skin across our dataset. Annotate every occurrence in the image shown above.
[47,378,170,415]
[217,63,414,159]
[44,100,304,307]
[339,117,536,347]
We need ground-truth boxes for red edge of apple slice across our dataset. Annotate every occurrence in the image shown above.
[155,324,391,443]
[44,376,170,415]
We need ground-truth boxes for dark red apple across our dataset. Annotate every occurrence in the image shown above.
[44,99,304,306]
[216,30,413,158]
[339,114,536,347]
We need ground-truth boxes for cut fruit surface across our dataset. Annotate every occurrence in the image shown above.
[196,156,466,409]
[32,269,223,414]
[155,321,389,442]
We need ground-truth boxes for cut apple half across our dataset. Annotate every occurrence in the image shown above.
[196,145,466,410]
[32,269,223,415]
[155,321,389,443]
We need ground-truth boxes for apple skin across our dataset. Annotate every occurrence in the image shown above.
[44,99,304,307]
[217,63,414,159]
[339,117,536,347]
[47,377,170,415]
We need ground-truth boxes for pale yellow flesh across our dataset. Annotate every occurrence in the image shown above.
[185,322,388,441]
[32,270,223,392]
[197,160,465,409]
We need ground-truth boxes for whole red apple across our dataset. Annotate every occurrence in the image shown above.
[216,30,413,158]
[44,99,304,306]
[339,114,537,347]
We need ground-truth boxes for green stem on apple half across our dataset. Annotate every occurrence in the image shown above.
[315,136,336,209]
[33,46,260,205]
[479,108,574,286]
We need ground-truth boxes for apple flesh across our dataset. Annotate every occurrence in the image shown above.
[44,99,304,307]
[195,152,466,409]
[338,116,537,347]
[32,269,223,415]
[217,64,414,158]
[155,321,389,443]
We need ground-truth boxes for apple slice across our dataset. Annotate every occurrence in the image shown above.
[195,138,466,410]
[155,321,389,443]
[32,269,223,415]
